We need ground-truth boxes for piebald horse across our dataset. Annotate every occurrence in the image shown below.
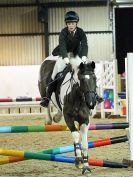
[38,58,97,174]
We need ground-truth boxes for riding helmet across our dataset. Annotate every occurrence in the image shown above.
[64,11,79,23]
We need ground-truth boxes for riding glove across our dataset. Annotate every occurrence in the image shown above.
[82,56,87,63]
[64,57,70,65]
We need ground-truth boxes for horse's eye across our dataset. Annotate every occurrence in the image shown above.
[85,75,90,79]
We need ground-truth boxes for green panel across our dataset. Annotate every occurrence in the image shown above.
[24,152,51,160]
[11,126,28,132]
[28,126,44,132]
[41,149,53,154]
[42,148,60,154]
[52,148,61,154]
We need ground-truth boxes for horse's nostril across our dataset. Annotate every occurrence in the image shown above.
[90,105,94,109]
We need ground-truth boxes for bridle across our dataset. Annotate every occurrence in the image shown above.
[78,70,97,109]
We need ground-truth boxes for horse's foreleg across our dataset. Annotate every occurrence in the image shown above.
[64,114,84,168]
[80,123,91,174]
[72,131,84,169]
[72,131,82,157]
[80,123,88,157]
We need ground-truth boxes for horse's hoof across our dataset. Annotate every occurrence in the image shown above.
[53,112,62,123]
[46,121,52,125]
[82,166,91,175]
[75,157,84,169]
[45,119,52,125]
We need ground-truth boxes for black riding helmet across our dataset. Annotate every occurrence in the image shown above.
[64,11,79,23]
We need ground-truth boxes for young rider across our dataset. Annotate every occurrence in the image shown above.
[40,11,103,107]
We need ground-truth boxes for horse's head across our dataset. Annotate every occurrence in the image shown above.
[78,61,97,109]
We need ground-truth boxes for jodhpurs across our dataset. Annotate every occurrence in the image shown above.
[51,55,83,80]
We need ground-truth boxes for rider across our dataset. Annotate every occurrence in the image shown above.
[40,11,103,107]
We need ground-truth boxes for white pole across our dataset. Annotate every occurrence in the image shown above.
[100,61,105,118]
[127,53,133,161]
[125,57,128,123]
[113,59,118,115]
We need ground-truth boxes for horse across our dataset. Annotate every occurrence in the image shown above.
[38,58,97,174]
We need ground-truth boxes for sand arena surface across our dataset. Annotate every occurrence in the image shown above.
[0,116,132,177]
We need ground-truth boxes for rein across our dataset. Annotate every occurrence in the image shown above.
[60,69,77,106]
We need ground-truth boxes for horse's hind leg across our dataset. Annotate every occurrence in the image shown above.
[80,123,91,174]
[53,110,62,123]
[46,104,53,125]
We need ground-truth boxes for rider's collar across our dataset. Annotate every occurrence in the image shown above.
[69,28,77,34]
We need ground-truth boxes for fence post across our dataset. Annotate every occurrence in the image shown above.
[127,53,133,161]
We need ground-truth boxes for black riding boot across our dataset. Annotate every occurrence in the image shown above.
[40,78,56,107]
[96,94,104,104]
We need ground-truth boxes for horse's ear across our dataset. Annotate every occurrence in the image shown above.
[79,62,84,69]
[91,61,95,69]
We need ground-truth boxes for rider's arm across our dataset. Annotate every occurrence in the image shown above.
[80,29,88,58]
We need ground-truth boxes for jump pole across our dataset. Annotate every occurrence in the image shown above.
[0,136,128,165]
[0,148,128,168]
[126,53,133,166]
[0,123,129,133]
[0,97,41,102]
